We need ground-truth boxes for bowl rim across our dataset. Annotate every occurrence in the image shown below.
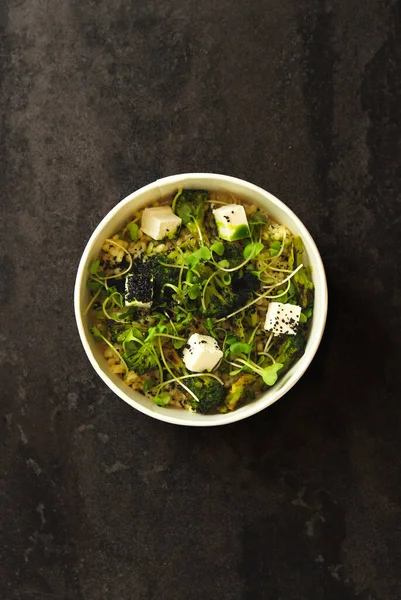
[74,173,328,426]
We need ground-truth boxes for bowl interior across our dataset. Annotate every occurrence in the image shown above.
[75,174,327,426]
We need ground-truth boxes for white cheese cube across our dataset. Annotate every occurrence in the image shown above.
[212,204,251,241]
[125,273,153,307]
[182,333,223,372]
[141,206,182,240]
[264,302,302,336]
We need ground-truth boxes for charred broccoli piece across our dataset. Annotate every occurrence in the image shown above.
[203,284,238,319]
[292,236,314,309]
[173,189,210,246]
[273,331,306,374]
[123,343,159,375]
[232,314,246,340]
[225,374,259,411]
[148,254,179,305]
[221,241,242,267]
[202,270,260,319]
[199,263,238,319]
[232,271,260,307]
[107,320,138,343]
[186,376,225,414]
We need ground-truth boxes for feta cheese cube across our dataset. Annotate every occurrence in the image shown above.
[212,204,251,241]
[141,206,181,240]
[125,272,153,307]
[264,302,302,336]
[182,333,223,372]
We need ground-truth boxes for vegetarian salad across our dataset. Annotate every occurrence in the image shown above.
[86,190,314,414]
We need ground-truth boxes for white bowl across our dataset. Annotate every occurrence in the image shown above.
[74,173,328,426]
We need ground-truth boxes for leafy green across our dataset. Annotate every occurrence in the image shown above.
[259,362,283,385]
[89,260,100,275]
[88,279,102,292]
[91,325,103,339]
[143,378,156,393]
[173,189,210,245]
[188,284,201,300]
[229,342,252,355]
[249,212,268,225]
[185,246,211,269]
[243,242,264,260]
[210,241,225,256]
[152,392,170,407]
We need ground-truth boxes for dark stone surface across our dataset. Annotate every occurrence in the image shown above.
[1,0,401,598]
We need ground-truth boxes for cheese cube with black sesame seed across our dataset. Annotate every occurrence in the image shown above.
[125,272,154,308]
[212,204,251,241]
[182,333,223,372]
[264,302,302,336]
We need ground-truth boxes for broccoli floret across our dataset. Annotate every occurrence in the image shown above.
[232,271,260,306]
[292,236,314,309]
[185,376,225,414]
[107,321,128,343]
[225,374,259,410]
[202,278,238,319]
[273,331,306,374]
[123,343,159,375]
[232,314,246,340]
[148,254,179,305]
[222,242,242,267]
[202,270,260,319]
[173,189,210,246]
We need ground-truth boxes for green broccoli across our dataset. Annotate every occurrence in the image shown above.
[273,331,306,374]
[107,320,131,343]
[202,270,260,319]
[232,271,260,307]
[222,241,242,267]
[123,342,159,375]
[292,236,314,309]
[173,189,210,246]
[232,314,246,340]
[225,374,259,411]
[185,376,226,414]
[147,254,179,305]
[202,276,238,319]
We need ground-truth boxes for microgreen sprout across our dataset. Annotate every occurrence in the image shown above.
[216,263,304,323]
[157,337,200,404]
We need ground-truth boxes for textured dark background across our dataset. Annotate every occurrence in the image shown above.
[1,0,401,599]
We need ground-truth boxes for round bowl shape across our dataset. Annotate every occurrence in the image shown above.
[74,174,328,426]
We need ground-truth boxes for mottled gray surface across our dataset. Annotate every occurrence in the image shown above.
[1,0,401,598]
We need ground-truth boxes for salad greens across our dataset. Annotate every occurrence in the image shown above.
[86,190,314,413]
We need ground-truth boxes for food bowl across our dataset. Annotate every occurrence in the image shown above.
[74,173,328,426]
